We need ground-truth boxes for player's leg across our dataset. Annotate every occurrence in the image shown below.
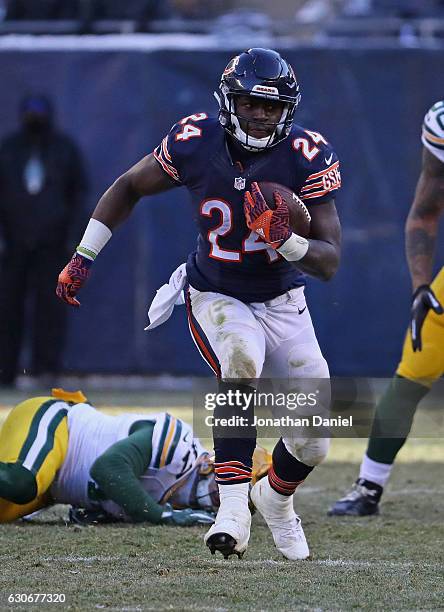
[250,288,329,559]
[0,397,68,522]
[186,286,265,380]
[186,286,266,558]
[329,268,444,516]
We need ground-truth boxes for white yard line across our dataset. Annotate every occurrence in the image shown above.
[198,558,443,569]
[5,554,442,572]
[386,488,444,495]
[42,555,121,562]
[314,559,443,569]
[297,486,327,494]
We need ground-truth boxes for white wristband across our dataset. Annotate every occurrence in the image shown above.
[276,233,309,262]
[77,218,112,261]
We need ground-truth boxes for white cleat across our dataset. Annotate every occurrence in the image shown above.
[204,501,251,559]
[250,477,309,560]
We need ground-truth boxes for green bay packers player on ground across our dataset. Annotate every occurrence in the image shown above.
[0,389,243,524]
[329,101,444,516]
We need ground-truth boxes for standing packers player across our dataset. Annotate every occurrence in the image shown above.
[329,101,444,516]
[56,48,342,559]
[0,388,218,524]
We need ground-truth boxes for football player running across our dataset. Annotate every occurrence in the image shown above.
[57,49,342,559]
[0,388,217,525]
[329,101,444,517]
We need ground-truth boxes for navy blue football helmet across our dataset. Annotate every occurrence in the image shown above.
[215,48,301,151]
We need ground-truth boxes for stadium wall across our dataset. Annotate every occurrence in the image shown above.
[1,39,443,376]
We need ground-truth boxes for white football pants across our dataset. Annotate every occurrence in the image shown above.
[186,284,330,467]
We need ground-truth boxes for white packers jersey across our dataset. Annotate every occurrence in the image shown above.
[50,404,205,516]
[422,100,444,164]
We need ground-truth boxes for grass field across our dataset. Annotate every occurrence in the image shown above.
[0,395,443,611]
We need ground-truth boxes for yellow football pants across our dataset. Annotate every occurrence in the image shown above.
[397,267,444,386]
[0,396,68,522]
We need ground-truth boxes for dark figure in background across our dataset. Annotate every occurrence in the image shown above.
[0,95,88,386]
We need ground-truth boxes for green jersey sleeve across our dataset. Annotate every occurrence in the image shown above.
[89,421,164,524]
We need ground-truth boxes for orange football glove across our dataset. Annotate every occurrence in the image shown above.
[56,252,92,307]
[244,182,292,248]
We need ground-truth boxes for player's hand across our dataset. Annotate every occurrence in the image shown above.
[410,284,443,351]
[244,182,292,248]
[56,252,93,307]
[159,503,215,526]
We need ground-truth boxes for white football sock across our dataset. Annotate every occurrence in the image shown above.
[359,454,393,488]
[218,482,249,510]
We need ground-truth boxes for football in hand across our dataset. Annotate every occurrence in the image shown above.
[257,182,311,238]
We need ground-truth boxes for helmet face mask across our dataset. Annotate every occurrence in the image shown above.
[216,48,301,151]
[229,93,291,151]
[195,473,219,512]
[193,454,219,511]
[165,446,272,512]
[166,452,219,512]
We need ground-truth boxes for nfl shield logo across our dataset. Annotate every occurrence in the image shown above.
[234,177,246,191]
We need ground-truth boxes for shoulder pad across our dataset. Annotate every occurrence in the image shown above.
[290,125,341,202]
[154,113,216,184]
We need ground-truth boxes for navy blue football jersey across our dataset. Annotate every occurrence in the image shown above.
[154,113,341,302]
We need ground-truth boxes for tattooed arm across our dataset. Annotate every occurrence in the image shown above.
[405,147,444,289]
[406,147,444,350]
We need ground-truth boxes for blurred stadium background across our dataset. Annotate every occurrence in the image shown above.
[0,0,444,388]
[0,4,443,610]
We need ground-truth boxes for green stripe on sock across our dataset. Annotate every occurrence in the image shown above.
[153,415,170,468]
[76,246,96,260]
[18,400,60,463]
[31,409,68,473]
[165,420,182,466]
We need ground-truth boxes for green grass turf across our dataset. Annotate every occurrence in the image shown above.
[0,401,443,611]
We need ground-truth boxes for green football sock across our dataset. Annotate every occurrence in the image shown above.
[366,375,429,465]
[0,462,37,504]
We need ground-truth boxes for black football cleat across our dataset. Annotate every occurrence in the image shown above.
[328,479,383,516]
[69,506,118,525]
[206,533,244,559]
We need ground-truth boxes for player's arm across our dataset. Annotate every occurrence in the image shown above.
[284,199,341,280]
[92,153,176,230]
[56,153,176,306]
[406,147,444,288]
[90,422,213,526]
[89,421,163,523]
[244,182,340,281]
[406,147,444,350]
